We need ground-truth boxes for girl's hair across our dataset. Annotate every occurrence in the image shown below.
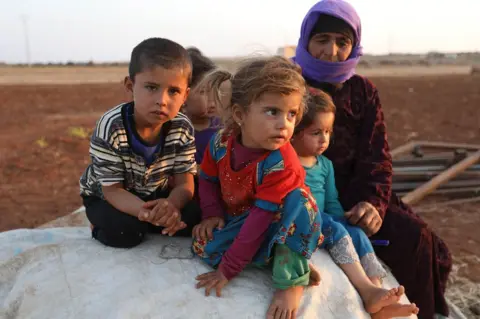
[199,56,307,132]
[294,90,336,135]
[186,47,216,87]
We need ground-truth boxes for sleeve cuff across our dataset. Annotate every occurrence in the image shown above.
[199,170,219,183]
[254,199,280,212]
[174,163,197,175]
[218,261,236,281]
[98,179,124,186]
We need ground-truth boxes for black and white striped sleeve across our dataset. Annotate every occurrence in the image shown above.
[173,120,197,175]
[89,133,125,186]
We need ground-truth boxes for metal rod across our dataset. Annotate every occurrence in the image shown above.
[394,157,452,166]
[395,151,466,160]
[414,141,480,151]
[402,150,480,205]
[393,152,478,167]
[391,141,480,159]
[394,164,480,173]
[393,170,480,179]
[391,142,416,158]
[397,187,480,197]
[393,179,480,192]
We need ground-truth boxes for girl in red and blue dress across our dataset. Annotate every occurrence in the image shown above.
[191,56,406,319]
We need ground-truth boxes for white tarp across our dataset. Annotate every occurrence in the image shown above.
[0,227,416,319]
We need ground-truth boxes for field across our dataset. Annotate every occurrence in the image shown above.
[1,65,479,316]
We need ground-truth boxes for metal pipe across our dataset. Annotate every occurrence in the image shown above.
[393,179,480,192]
[393,164,480,173]
[414,141,480,151]
[392,170,480,182]
[397,187,480,197]
[393,152,479,167]
[402,150,480,205]
[391,142,416,158]
[391,141,480,159]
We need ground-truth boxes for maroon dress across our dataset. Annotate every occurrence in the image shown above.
[310,75,452,319]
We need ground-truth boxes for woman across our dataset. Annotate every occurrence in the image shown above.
[293,1,452,318]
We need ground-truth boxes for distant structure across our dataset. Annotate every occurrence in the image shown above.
[277,45,297,58]
[471,65,480,75]
[426,51,458,65]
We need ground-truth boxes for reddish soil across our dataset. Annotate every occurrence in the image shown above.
[1,74,479,283]
[0,84,129,230]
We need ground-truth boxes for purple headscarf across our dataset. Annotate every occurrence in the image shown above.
[293,0,363,84]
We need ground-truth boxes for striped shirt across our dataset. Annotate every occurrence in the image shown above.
[79,103,197,198]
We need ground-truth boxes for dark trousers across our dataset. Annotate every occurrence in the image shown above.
[83,188,201,248]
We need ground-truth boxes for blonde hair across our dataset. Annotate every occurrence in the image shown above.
[294,90,336,135]
[199,56,308,133]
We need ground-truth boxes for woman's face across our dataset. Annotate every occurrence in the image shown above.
[308,32,353,62]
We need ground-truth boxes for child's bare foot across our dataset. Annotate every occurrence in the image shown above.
[371,303,419,319]
[361,286,403,314]
[308,263,321,286]
[370,276,382,288]
[267,286,304,319]
[394,285,405,297]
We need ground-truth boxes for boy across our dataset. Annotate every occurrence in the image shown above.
[80,38,200,248]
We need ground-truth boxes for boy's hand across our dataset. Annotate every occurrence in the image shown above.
[192,217,225,241]
[138,199,166,224]
[195,269,229,297]
[139,199,186,236]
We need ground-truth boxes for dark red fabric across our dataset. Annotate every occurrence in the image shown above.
[314,75,452,319]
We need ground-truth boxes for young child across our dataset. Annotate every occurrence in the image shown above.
[79,37,201,248]
[182,47,222,165]
[291,91,420,319]
[191,56,406,319]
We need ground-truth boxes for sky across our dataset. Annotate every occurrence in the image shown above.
[0,0,478,64]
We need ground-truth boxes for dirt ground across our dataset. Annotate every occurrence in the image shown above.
[0,65,472,85]
[1,68,479,315]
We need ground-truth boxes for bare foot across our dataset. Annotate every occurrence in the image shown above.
[371,303,419,319]
[308,263,321,286]
[394,285,405,297]
[370,276,382,288]
[361,286,402,314]
[267,286,304,319]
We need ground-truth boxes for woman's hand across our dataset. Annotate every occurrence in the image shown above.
[344,201,382,236]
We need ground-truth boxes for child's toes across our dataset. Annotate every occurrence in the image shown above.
[266,305,279,319]
[396,285,405,296]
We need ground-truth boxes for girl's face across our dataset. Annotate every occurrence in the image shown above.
[234,92,301,151]
[308,32,353,62]
[292,111,335,157]
[185,85,217,120]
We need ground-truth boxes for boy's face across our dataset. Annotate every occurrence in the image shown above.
[125,66,190,127]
